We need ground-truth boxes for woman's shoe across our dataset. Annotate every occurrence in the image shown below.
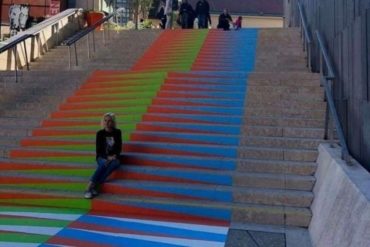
[84,190,93,199]
[91,189,99,197]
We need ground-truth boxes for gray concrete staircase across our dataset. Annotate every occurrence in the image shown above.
[235,28,325,227]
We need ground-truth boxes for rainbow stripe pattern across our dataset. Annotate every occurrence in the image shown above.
[0,29,258,246]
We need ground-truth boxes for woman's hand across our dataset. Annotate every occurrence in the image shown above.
[107,155,117,161]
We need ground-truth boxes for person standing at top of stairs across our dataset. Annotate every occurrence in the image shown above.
[84,112,122,199]
[195,0,211,28]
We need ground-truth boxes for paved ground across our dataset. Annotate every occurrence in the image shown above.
[226,229,286,247]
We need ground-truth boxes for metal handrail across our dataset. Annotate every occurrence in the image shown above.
[297,1,312,70]
[0,9,79,82]
[316,31,335,79]
[316,31,350,164]
[64,13,114,69]
[297,2,351,164]
[0,34,32,54]
[0,34,33,82]
[65,13,113,46]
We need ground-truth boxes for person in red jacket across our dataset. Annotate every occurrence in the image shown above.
[84,112,122,199]
[234,16,242,30]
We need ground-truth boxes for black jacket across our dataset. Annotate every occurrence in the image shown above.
[96,128,122,159]
[195,0,210,16]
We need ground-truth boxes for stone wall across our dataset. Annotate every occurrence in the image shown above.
[309,144,370,247]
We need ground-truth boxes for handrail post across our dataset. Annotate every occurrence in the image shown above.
[92,29,96,54]
[74,43,78,66]
[56,23,60,45]
[327,78,335,147]
[103,23,106,45]
[87,34,91,59]
[13,46,18,83]
[23,41,29,71]
[68,45,72,70]
[307,42,311,71]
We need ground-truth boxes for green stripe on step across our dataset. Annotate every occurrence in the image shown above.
[0,199,90,210]
[0,217,70,227]
[0,232,50,243]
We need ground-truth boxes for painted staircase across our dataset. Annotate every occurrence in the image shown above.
[0,28,324,246]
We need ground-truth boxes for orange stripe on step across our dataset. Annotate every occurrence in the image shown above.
[21,139,91,147]
[41,120,97,128]
[0,176,69,184]
[0,161,84,170]
[9,149,90,158]
[33,129,94,136]
[51,111,102,118]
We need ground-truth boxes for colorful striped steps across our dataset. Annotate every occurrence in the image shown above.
[91,195,311,227]
[0,28,324,246]
[99,180,313,207]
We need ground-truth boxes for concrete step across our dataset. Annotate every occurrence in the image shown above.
[240,136,324,149]
[247,85,324,95]
[246,99,325,110]
[238,146,318,162]
[244,116,325,128]
[237,158,316,176]
[242,126,325,139]
[244,107,325,119]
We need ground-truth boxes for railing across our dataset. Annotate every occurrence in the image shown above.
[297,1,312,71]
[0,9,79,82]
[63,13,114,69]
[0,34,33,81]
[297,1,351,164]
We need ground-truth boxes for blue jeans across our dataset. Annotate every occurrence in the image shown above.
[90,157,121,184]
[198,14,208,28]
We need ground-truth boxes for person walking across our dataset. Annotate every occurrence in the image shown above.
[156,1,167,29]
[179,0,195,29]
[234,16,242,30]
[217,8,232,30]
[164,0,173,29]
[195,0,211,29]
[84,112,122,199]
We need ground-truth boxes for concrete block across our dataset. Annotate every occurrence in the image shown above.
[309,144,370,247]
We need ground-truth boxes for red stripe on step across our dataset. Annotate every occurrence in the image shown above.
[142,114,212,124]
[112,171,201,184]
[0,176,69,184]
[47,236,109,247]
[92,200,229,226]
[42,120,97,128]
[101,184,200,201]
[136,123,209,134]
[122,156,212,170]
[33,129,94,136]
[9,149,90,158]
[0,161,82,170]
[21,139,91,147]
[123,145,211,157]
[130,133,211,145]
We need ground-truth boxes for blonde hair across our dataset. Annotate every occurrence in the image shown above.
[101,112,117,128]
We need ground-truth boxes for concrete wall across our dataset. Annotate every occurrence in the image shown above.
[309,144,370,247]
[0,12,82,70]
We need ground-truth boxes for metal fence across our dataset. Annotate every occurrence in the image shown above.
[287,0,370,171]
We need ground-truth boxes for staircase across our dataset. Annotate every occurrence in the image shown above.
[0,28,324,246]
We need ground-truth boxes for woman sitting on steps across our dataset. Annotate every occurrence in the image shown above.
[84,112,122,199]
